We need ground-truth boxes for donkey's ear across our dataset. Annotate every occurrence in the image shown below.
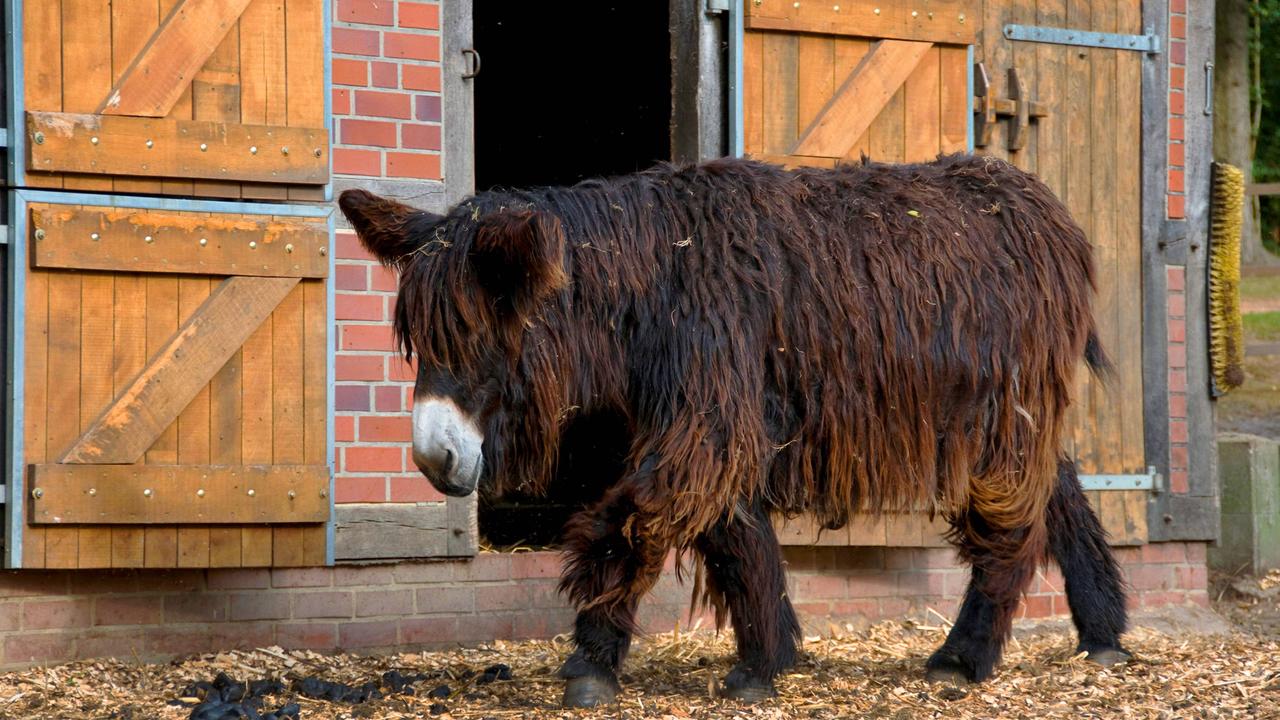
[471,210,568,318]
[339,189,442,266]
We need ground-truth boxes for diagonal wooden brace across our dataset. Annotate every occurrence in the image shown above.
[60,276,300,464]
[789,40,934,159]
[98,0,254,117]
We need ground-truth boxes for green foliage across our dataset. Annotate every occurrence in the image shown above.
[1254,0,1280,253]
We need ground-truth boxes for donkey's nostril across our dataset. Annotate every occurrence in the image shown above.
[443,448,456,476]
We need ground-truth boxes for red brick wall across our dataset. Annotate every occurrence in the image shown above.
[0,544,1210,669]
[332,0,442,181]
[334,229,443,504]
[1166,266,1189,493]
[1166,0,1187,219]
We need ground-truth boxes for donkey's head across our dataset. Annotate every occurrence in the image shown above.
[339,189,568,497]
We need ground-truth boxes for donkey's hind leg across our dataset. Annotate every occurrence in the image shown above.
[925,514,1041,684]
[1047,457,1129,665]
[557,482,670,708]
[694,501,801,701]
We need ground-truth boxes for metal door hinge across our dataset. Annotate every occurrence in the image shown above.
[1079,467,1159,492]
[1004,24,1162,54]
[707,0,731,13]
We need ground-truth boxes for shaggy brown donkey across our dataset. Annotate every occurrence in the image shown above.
[339,154,1129,707]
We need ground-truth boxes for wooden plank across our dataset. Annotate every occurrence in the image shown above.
[1006,0,1039,171]
[44,270,82,568]
[980,0,1010,160]
[847,515,889,545]
[1116,0,1145,473]
[743,32,765,157]
[78,273,115,568]
[192,25,244,199]
[903,45,941,162]
[791,40,932,159]
[242,275,276,565]
[762,33,799,157]
[272,285,306,566]
[746,0,976,44]
[23,0,64,189]
[286,0,327,202]
[335,504,450,560]
[22,270,51,567]
[868,86,906,164]
[210,291,245,566]
[112,274,149,566]
[158,0,195,196]
[834,39,872,161]
[30,205,330,278]
[1246,182,1280,195]
[29,464,331,524]
[177,278,212,567]
[775,515,851,546]
[144,275,179,565]
[1090,0,1122,474]
[60,0,114,192]
[301,280,329,565]
[883,514,924,546]
[209,527,243,567]
[1035,0,1071,458]
[111,529,146,566]
[144,528,179,568]
[240,0,291,201]
[112,0,165,195]
[61,277,300,464]
[1098,490,1146,545]
[27,112,329,184]
[100,0,253,118]
[797,36,835,134]
[939,46,968,153]
[1065,0,1096,472]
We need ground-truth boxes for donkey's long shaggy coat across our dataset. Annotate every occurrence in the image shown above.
[340,154,1128,705]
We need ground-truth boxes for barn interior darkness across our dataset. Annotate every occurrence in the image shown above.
[473,4,669,546]
[472,3,672,192]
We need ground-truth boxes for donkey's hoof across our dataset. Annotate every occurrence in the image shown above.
[562,675,619,708]
[925,652,973,685]
[1084,647,1131,667]
[925,667,971,686]
[719,667,776,702]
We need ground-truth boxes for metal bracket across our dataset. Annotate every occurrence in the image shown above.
[1003,24,1162,54]
[1079,467,1159,492]
[706,0,731,13]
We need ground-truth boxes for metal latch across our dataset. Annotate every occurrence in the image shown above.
[707,0,731,13]
[973,64,1049,151]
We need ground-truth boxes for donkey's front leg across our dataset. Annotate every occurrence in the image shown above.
[695,501,801,701]
[557,482,670,708]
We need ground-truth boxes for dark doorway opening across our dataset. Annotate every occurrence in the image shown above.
[478,411,630,549]
[472,2,672,192]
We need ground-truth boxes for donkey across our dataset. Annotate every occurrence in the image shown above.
[338,154,1129,707]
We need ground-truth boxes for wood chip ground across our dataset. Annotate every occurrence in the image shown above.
[0,614,1277,719]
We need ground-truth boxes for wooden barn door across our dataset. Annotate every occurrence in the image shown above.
[741,0,974,167]
[742,0,1150,546]
[19,0,327,199]
[8,0,333,569]
[972,0,1149,543]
